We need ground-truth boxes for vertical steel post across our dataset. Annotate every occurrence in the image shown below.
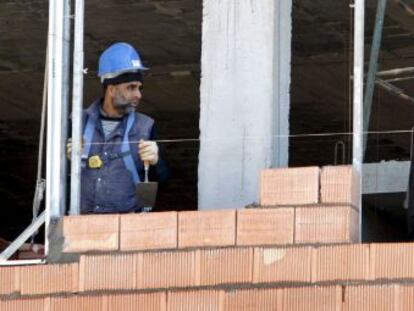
[363,0,387,155]
[353,0,365,242]
[70,0,85,215]
[45,0,55,255]
[61,0,71,215]
[46,0,66,253]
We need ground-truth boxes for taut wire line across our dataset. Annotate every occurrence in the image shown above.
[80,129,414,146]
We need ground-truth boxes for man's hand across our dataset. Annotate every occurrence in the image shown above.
[66,138,84,160]
[138,139,159,165]
[66,138,73,159]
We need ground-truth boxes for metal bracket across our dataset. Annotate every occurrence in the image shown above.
[0,211,46,262]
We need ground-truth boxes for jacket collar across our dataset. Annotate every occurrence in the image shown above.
[85,98,103,120]
[86,98,137,137]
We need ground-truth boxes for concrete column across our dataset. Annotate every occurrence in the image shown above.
[198,0,292,209]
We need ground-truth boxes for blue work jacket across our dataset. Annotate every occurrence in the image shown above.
[80,99,154,214]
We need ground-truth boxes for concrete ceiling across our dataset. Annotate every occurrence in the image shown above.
[0,0,201,118]
[1,0,414,240]
[290,0,414,166]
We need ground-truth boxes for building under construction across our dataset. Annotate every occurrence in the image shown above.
[1,0,414,309]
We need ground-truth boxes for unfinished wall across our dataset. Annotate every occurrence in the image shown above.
[198,0,291,209]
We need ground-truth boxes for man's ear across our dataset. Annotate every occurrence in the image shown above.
[106,84,115,98]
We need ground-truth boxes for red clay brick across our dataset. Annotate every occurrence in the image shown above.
[62,214,119,252]
[253,247,312,283]
[343,285,399,311]
[0,266,19,295]
[260,167,320,206]
[167,290,224,311]
[20,263,78,295]
[0,297,47,311]
[51,295,104,311]
[369,243,414,280]
[224,288,282,311]
[120,212,177,251]
[295,205,359,244]
[320,165,360,208]
[16,244,45,260]
[312,244,370,282]
[107,292,167,311]
[178,210,236,248]
[400,285,414,311]
[199,247,253,286]
[79,253,136,291]
[236,208,294,246]
[137,250,199,289]
[282,285,342,311]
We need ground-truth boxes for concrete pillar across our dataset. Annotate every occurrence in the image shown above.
[198,0,292,209]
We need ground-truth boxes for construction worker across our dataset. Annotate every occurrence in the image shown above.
[68,42,168,214]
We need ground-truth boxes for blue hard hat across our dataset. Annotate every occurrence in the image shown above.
[98,42,149,82]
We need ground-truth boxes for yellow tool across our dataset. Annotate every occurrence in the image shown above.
[88,155,103,169]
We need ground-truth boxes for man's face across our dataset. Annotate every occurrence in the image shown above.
[111,81,143,115]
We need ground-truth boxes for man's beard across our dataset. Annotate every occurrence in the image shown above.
[113,92,136,115]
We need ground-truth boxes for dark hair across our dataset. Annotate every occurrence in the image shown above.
[102,71,144,88]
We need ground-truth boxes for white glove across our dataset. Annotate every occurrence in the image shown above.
[66,138,84,160]
[138,139,159,165]
[66,138,72,159]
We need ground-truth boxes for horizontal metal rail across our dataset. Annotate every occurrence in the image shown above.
[377,67,414,77]
[0,259,45,267]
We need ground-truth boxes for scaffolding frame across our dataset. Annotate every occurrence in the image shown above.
[0,0,74,265]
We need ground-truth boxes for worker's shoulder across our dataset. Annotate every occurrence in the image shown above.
[135,112,154,124]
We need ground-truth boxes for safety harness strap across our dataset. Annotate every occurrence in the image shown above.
[82,113,141,185]
[122,112,141,185]
[82,116,95,164]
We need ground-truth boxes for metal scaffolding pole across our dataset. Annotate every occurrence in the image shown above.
[377,67,414,77]
[353,0,365,242]
[62,0,71,215]
[70,0,85,215]
[363,0,387,155]
[376,78,414,103]
[46,0,68,253]
[384,76,414,83]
